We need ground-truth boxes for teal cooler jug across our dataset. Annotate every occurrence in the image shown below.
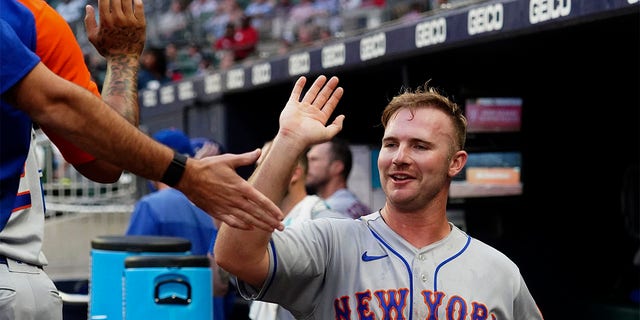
[123,255,212,320]
[89,235,192,320]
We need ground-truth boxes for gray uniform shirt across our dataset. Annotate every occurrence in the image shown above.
[325,188,371,219]
[238,211,542,320]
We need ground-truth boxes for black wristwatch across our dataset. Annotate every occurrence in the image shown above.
[160,151,188,187]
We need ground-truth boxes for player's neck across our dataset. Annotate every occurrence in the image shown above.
[381,205,451,248]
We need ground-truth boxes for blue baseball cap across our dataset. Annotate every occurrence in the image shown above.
[152,128,194,157]
[190,137,226,155]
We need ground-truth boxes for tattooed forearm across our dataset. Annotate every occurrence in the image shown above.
[102,53,140,126]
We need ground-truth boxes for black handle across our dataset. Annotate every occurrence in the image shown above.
[154,278,191,305]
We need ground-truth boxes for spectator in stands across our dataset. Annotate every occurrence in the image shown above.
[284,0,326,42]
[306,137,371,218]
[248,139,347,320]
[126,129,231,320]
[196,56,216,75]
[165,42,184,81]
[176,43,203,77]
[232,15,259,61]
[214,23,236,52]
[189,0,218,21]
[214,22,237,69]
[157,0,190,43]
[270,0,294,40]
[244,0,275,31]
[206,0,244,40]
[138,46,172,90]
[294,21,319,47]
[313,0,341,33]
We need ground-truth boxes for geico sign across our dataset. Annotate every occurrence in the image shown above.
[468,3,503,35]
[360,33,386,61]
[529,0,571,24]
[416,17,446,48]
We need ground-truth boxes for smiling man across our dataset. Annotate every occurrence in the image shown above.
[215,81,543,319]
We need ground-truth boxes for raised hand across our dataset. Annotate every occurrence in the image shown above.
[85,0,146,57]
[277,76,345,148]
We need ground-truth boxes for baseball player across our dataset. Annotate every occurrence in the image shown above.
[215,77,543,319]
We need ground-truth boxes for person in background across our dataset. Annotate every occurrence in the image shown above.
[214,76,543,319]
[244,0,275,31]
[138,46,172,90]
[191,136,226,159]
[156,0,189,42]
[126,128,215,254]
[164,42,184,82]
[2,3,284,318]
[214,22,237,69]
[306,136,371,218]
[126,129,230,320]
[248,139,348,320]
[232,15,259,62]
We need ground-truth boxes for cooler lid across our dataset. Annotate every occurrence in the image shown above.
[91,235,191,252]
[124,255,210,268]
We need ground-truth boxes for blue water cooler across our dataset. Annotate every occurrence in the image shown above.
[89,235,191,320]
[123,255,212,320]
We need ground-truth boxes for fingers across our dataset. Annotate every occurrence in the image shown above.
[84,5,97,39]
[133,0,146,24]
[121,0,134,18]
[288,76,307,103]
[326,114,345,137]
[99,0,111,26]
[218,192,284,231]
[321,85,344,117]
[229,149,261,167]
[301,75,328,105]
[109,0,124,22]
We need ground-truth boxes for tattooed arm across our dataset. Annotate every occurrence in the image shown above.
[87,0,145,126]
[65,0,147,182]
[24,0,146,183]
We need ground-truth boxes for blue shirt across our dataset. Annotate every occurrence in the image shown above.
[126,188,215,255]
[0,4,41,230]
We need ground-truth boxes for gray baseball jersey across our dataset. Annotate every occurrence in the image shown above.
[237,211,542,319]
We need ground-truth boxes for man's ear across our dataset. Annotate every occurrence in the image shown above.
[290,164,304,184]
[448,150,468,178]
[329,160,344,177]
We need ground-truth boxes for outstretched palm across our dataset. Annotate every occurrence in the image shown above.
[278,76,345,147]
